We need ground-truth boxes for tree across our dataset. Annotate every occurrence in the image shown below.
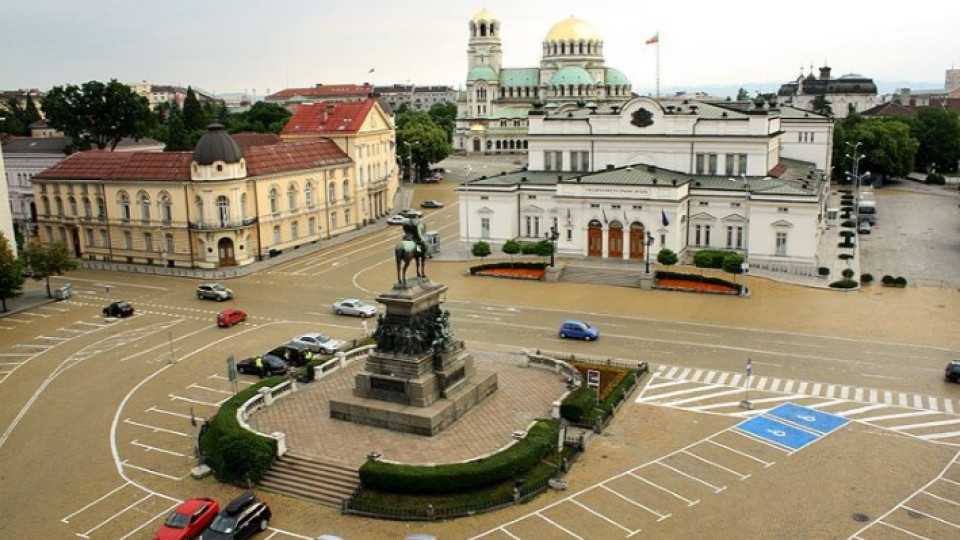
[182,87,207,131]
[847,118,918,177]
[0,97,29,136]
[909,107,960,172]
[471,241,491,261]
[232,102,291,133]
[428,102,457,142]
[532,239,554,260]
[0,233,25,312]
[42,79,154,151]
[502,239,521,267]
[812,94,833,117]
[736,88,750,101]
[23,241,80,298]
[398,119,452,180]
[722,252,745,275]
[657,248,678,267]
[23,94,42,126]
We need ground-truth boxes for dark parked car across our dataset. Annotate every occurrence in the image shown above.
[420,200,444,209]
[236,355,288,377]
[200,491,271,539]
[103,301,135,318]
[945,361,960,383]
[154,497,220,540]
[267,344,312,367]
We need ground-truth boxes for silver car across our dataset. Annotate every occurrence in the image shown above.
[197,283,233,301]
[332,299,378,318]
[291,333,345,354]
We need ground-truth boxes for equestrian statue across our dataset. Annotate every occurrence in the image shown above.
[395,216,428,286]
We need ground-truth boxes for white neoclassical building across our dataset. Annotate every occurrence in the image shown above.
[455,9,633,155]
[459,97,835,278]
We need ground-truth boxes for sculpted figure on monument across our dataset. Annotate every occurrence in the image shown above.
[394,217,428,286]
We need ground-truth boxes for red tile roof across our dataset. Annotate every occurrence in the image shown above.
[232,132,282,148]
[36,140,351,181]
[266,84,373,101]
[281,99,376,137]
[861,102,917,118]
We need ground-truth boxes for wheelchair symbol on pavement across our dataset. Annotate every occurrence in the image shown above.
[766,429,787,438]
[798,414,816,422]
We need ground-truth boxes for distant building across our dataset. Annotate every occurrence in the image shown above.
[32,125,371,269]
[129,81,221,111]
[280,98,399,220]
[455,9,634,155]
[27,120,62,138]
[777,66,877,118]
[0,144,14,254]
[265,84,375,113]
[0,89,44,115]
[946,68,960,92]
[374,84,457,111]
[889,87,960,111]
[860,102,918,119]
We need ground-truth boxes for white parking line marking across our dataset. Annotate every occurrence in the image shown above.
[918,431,960,441]
[62,482,132,523]
[168,394,219,407]
[123,418,189,437]
[37,335,70,341]
[79,491,153,538]
[535,512,584,539]
[892,418,960,431]
[682,450,750,480]
[131,440,190,458]
[0,317,30,323]
[706,439,774,467]
[118,503,180,540]
[121,460,188,480]
[20,312,50,318]
[656,462,726,493]
[187,383,232,395]
[839,403,887,417]
[598,484,670,520]
[876,520,932,538]
[900,505,959,529]
[644,379,690,391]
[147,407,191,420]
[569,498,634,533]
[668,388,744,406]
[859,410,938,423]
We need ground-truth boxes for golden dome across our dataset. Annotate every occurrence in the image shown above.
[471,8,496,22]
[545,17,601,42]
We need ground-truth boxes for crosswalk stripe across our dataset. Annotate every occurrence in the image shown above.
[811,383,822,396]
[729,374,742,386]
[884,391,893,404]
[715,373,729,385]
[782,380,795,393]
[665,367,679,378]
[839,403,887,417]
[826,385,836,398]
[755,377,769,391]
[678,368,692,379]
[946,401,955,414]
[854,388,864,401]
[692,369,704,382]
[869,389,878,403]
[840,387,850,399]
[859,410,937,423]
[769,379,782,392]
[928,397,939,411]
[703,371,717,384]
[668,388,745,406]
[798,382,808,394]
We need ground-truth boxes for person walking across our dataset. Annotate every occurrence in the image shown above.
[255,355,265,378]
[303,349,314,364]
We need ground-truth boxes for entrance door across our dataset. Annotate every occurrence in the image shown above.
[629,223,645,259]
[608,221,623,259]
[70,228,81,258]
[218,238,236,266]
[472,138,481,153]
[587,220,603,257]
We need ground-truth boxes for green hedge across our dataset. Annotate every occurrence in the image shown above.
[469,262,548,275]
[861,273,874,284]
[359,420,559,494]
[200,378,282,484]
[560,385,596,423]
[829,279,859,289]
[692,250,739,269]
[655,270,743,294]
[925,173,946,185]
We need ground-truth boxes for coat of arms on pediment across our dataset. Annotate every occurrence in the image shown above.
[631,107,654,128]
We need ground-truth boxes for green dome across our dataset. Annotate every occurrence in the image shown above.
[468,66,498,82]
[550,66,594,86]
[604,67,630,85]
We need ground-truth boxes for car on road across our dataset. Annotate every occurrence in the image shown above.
[103,301,135,318]
[946,360,960,383]
[217,308,247,328]
[291,332,345,354]
[558,319,600,341]
[332,299,377,318]
[266,343,312,366]
[400,208,423,218]
[237,355,288,377]
[387,215,407,225]
[420,200,444,209]
[201,491,271,539]
[858,221,872,234]
[197,283,233,301]
[154,497,219,540]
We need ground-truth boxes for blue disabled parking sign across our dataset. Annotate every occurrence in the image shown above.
[735,416,820,451]
[766,403,849,435]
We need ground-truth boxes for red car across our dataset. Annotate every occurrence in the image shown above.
[154,497,219,540]
[217,308,247,328]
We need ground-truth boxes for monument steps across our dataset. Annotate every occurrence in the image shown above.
[559,263,642,288]
[259,451,360,507]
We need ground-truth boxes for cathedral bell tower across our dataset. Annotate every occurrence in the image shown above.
[467,9,501,73]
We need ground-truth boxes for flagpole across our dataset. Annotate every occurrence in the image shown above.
[656,35,660,100]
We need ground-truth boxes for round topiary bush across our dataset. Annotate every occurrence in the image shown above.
[839,253,854,261]
[925,173,946,185]
[842,268,854,278]
[841,220,856,228]
[894,276,907,287]
[882,275,895,285]
[838,241,856,248]
[818,266,831,276]
[829,279,859,289]
[840,230,855,238]
[861,273,873,284]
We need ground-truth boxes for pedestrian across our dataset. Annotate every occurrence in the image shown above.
[255,355,265,378]
[303,349,314,364]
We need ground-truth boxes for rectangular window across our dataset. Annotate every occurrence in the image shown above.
[695,153,705,174]
[291,221,299,239]
[533,216,540,238]
[694,225,702,246]
[660,233,666,246]
[580,151,589,172]
[85,229,94,247]
[731,202,741,208]
[704,225,712,246]
[273,225,281,244]
[566,229,572,241]
[544,151,553,171]
[738,154,748,174]
[527,195,537,199]
[776,232,788,255]
[480,195,489,200]
[777,207,789,213]
[726,226,733,248]
[100,230,109,247]
[480,217,490,239]
[699,201,709,206]
[345,209,351,225]
[165,234,174,254]
[725,153,735,176]
[632,205,643,210]
[144,233,153,253]
[554,151,563,171]
[708,153,718,174]
[525,216,531,237]
[736,226,743,249]
[123,232,132,249]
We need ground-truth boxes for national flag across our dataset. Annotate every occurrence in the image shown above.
[661,209,670,227]
[645,32,659,45]
[566,208,571,221]
[601,207,608,224]
[368,68,375,74]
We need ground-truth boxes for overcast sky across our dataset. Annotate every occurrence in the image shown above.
[4,0,957,97]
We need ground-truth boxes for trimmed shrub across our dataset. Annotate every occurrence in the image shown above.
[657,247,679,266]
[471,241,492,260]
[839,230,855,238]
[359,420,559,494]
[220,432,275,484]
[721,252,745,275]
[861,273,874,284]
[818,266,831,276]
[560,385,597,423]
[841,220,856,228]
[882,275,895,285]
[693,250,736,269]
[469,262,548,275]
[838,241,856,248]
[895,276,908,286]
[830,279,859,289]
[842,268,855,278]
[925,173,946,185]
[838,254,854,261]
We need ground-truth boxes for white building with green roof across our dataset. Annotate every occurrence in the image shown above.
[456,9,633,155]
[458,96,835,279]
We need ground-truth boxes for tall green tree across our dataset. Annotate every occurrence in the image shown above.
[736,88,750,101]
[397,109,452,179]
[471,241,491,261]
[1,97,30,136]
[0,233,26,312]
[42,79,153,151]
[842,117,918,177]
[182,87,207,131]
[909,107,960,172]
[23,241,80,299]
[23,94,42,126]
[811,94,833,116]
[428,102,457,142]
[235,102,291,133]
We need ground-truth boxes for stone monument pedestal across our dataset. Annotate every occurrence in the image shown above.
[329,278,498,436]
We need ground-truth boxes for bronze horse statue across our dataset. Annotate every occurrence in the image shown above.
[395,218,427,285]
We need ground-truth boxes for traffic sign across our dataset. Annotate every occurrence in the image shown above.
[586,370,600,389]
[227,355,237,382]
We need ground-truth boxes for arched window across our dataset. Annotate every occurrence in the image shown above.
[216,195,229,226]
[328,182,336,202]
[330,211,338,229]
[55,196,64,216]
[195,195,204,223]
[159,192,172,223]
[304,182,313,207]
[240,193,248,217]
[41,196,50,216]
[164,233,174,255]
[82,197,92,218]
[138,191,150,221]
[119,192,131,220]
[96,197,105,218]
[269,187,279,214]
[287,183,298,211]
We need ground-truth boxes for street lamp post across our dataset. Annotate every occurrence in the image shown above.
[463,165,472,243]
[546,224,560,267]
[845,142,865,221]
[643,231,654,274]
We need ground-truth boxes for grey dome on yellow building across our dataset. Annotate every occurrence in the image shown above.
[544,17,602,43]
[194,123,243,165]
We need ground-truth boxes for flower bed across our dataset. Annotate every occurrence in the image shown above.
[655,278,739,295]
[474,267,546,280]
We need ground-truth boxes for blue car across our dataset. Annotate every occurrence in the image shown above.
[559,319,599,341]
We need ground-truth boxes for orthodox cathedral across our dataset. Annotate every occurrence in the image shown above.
[455,9,633,155]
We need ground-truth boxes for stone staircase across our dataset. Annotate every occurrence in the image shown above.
[559,262,644,288]
[258,451,360,507]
